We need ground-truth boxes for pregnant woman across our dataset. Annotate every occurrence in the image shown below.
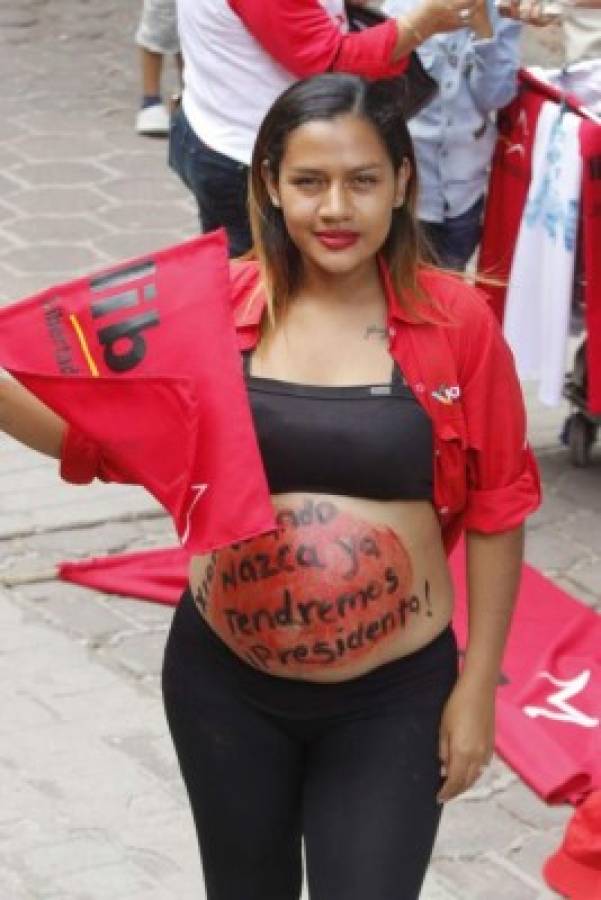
[0,74,541,900]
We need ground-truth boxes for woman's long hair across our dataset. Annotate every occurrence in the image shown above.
[248,73,440,327]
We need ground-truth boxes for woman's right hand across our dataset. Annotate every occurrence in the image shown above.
[406,0,487,40]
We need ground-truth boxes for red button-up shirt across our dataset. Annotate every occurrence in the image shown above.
[230,258,541,554]
[61,257,541,555]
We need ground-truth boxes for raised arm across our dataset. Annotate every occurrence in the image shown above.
[467,2,521,114]
[229,0,486,79]
[0,377,65,459]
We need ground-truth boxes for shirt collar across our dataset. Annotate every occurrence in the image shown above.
[233,256,421,331]
[376,255,425,325]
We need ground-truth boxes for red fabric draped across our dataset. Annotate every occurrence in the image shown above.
[0,232,275,551]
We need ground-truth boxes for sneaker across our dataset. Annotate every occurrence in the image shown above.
[135,102,170,136]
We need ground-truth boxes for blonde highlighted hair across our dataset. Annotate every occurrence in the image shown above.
[247,73,447,328]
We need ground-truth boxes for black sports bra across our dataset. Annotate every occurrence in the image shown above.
[243,351,433,501]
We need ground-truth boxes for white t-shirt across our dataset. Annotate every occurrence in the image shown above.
[177,0,407,165]
[177,0,346,165]
[503,102,582,406]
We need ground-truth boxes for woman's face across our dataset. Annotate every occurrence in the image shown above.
[264,113,410,278]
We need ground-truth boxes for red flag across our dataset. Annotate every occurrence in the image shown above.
[0,231,275,551]
[60,547,188,605]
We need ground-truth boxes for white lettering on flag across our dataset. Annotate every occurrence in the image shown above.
[180,483,208,546]
[523,670,599,728]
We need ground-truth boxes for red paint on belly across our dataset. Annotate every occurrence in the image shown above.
[205,502,416,672]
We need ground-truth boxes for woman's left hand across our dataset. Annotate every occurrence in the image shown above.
[436,676,495,803]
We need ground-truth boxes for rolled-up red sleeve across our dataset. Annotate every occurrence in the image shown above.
[229,0,409,80]
[60,425,127,485]
[458,296,542,533]
[464,445,541,533]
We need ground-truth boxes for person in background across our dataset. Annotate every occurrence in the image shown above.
[135,0,181,136]
[382,0,521,269]
[169,0,490,256]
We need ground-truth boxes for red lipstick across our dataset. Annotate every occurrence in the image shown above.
[315,230,359,250]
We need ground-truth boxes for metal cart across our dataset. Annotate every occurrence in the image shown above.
[562,338,601,466]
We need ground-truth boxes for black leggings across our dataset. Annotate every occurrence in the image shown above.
[162,589,458,900]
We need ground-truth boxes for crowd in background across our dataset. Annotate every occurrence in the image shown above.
[132,0,600,269]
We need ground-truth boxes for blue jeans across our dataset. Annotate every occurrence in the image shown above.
[420,195,485,271]
[168,106,252,257]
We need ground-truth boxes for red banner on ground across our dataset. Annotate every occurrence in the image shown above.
[452,550,600,804]
[60,544,601,804]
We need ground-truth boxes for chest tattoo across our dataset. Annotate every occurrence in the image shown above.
[363,324,388,341]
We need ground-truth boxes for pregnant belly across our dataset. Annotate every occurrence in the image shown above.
[192,495,452,681]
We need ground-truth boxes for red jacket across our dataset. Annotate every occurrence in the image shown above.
[230,259,542,554]
[60,257,541,554]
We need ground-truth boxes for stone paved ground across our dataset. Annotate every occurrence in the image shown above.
[0,2,599,898]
